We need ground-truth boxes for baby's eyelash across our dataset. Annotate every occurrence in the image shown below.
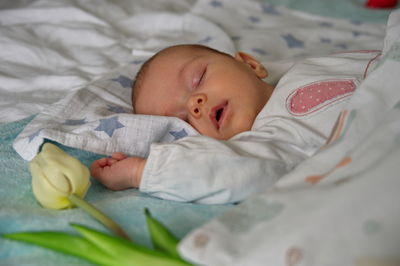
[192,67,206,89]
[198,68,206,85]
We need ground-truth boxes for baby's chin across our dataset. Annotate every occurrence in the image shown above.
[227,118,256,138]
[203,127,250,140]
[195,115,256,140]
[198,130,230,140]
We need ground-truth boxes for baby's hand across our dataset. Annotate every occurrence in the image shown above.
[90,153,146,191]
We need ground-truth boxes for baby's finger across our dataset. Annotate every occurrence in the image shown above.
[90,159,104,179]
[92,157,115,168]
[92,158,108,168]
[112,152,127,160]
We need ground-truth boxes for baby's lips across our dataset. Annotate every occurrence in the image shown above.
[210,101,228,129]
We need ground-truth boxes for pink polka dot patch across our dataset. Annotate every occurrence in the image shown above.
[286,79,356,116]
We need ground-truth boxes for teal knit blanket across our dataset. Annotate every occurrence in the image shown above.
[0,116,230,265]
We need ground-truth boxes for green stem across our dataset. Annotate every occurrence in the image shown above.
[68,194,130,240]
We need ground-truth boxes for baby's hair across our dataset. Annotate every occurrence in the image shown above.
[131,44,230,111]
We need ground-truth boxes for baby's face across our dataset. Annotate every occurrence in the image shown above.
[134,46,271,140]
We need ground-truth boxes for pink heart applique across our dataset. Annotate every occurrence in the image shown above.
[287,79,356,116]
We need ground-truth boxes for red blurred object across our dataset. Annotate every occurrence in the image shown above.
[365,0,398,8]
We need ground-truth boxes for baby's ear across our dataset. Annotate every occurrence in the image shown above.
[234,51,268,78]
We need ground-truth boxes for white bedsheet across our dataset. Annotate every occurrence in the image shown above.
[1,0,385,125]
[3,0,387,160]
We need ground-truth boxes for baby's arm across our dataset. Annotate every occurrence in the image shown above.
[90,153,146,190]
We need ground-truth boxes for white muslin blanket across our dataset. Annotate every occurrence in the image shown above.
[12,64,199,161]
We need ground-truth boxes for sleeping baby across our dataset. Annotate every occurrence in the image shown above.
[90,44,380,204]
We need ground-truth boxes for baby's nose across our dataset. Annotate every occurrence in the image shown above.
[187,93,207,118]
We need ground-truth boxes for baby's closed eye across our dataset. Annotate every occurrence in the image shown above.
[192,66,207,89]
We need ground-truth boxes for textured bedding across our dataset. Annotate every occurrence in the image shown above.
[0,0,398,265]
[10,0,387,160]
[0,0,389,125]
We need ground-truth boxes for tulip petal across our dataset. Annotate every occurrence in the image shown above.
[30,162,70,209]
[29,143,91,209]
[40,143,90,196]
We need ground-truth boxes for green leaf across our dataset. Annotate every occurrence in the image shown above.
[2,231,115,265]
[3,221,191,266]
[145,208,180,258]
[71,224,191,266]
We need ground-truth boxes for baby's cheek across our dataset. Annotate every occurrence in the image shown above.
[234,115,255,134]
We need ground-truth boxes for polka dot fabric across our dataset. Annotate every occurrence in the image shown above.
[287,79,356,116]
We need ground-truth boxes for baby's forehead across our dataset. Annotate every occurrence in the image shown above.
[158,45,216,60]
[143,47,204,79]
[137,45,221,91]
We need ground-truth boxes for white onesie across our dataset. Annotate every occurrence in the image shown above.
[139,50,381,204]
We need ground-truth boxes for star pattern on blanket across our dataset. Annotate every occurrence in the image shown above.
[130,60,144,65]
[350,20,362,25]
[63,118,87,126]
[248,16,260,23]
[28,129,43,142]
[282,34,304,48]
[210,0,222,8]
[231,36,241,41]
[94,116,125,137]
[252,48,268,55]
[319,22,333,28]
[198,36,213,44]
[261,3,280,15]
[111,75,133,89]
[320,37,331,43]
[169,129,188,140]
[107,105,129,114]
[335,43,348,49]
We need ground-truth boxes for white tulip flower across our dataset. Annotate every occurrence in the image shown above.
[28,142,129,239]
[29,142,90,209]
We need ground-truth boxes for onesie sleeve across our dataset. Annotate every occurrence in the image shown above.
[139,120,317,204]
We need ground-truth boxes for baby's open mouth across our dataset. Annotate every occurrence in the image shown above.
[210,102,228,130]
[216,108,223,122]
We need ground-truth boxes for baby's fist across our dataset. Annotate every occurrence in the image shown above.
[90,153,146,190]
